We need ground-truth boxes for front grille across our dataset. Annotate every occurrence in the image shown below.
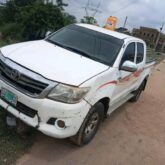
[0,59,48,96]
[16,102,38,118]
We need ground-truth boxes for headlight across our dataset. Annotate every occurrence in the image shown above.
[48,84,90,104]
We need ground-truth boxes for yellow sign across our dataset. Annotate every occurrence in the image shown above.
[105,16,117,31]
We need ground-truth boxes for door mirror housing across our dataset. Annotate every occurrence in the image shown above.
[120,61,138,72]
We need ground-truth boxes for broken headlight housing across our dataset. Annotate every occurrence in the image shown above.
[48,84,90,104]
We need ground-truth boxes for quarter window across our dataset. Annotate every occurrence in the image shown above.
[136,43,144,63]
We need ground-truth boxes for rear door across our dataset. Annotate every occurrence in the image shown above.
[134,42,145,86]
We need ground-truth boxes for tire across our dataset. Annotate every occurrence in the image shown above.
[130,81,145,102]
[70,102,104,146]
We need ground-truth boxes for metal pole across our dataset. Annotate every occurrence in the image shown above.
[123,16,128,28]
[155,22,164,51]
[92,0,102,18]
[85,0,90,17]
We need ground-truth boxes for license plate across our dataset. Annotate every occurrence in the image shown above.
[1,88,17,106]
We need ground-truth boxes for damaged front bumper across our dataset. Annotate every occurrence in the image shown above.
[0,80,91,139]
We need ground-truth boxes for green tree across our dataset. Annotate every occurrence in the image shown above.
[14,0,40,6]
[0,0,76,40]
[0,6,4,26]
[56,0,68,10]
[63,13,77,25]
[18,3,66,40]
[81,16,97,25]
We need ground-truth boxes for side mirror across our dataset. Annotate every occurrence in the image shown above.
[120,61,138,72]
[45,31,52,38]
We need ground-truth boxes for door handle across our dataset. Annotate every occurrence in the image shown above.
[118,77,122,80]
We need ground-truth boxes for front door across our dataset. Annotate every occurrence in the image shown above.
[112,42,136,104]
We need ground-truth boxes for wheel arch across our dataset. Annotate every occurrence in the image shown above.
[98,97,110,117]
[143,75,149,91]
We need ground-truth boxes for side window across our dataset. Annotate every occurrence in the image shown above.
[121,42,135,65]
[136,43,144,64]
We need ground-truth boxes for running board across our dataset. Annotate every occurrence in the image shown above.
[107,93,134,115]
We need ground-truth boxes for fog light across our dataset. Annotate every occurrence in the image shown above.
[57,120,65,128]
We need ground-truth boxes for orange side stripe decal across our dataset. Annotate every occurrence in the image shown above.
[97,68,144,90]
[98,80,118,89]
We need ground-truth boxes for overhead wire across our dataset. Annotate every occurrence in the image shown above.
[67,0,139,28]
[111,0,137,15]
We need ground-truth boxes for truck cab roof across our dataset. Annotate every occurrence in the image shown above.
[77,23,144,42]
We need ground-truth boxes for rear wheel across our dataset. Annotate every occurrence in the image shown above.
[70,102,104,146]
[130,81,145,102]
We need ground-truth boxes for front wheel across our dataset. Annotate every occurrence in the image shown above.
[70,102,104,146]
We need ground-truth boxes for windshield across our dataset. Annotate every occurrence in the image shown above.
[46,25,124,66]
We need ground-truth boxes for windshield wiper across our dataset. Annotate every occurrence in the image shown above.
[46,39,99,62]
[46,39,67,48]
[61,45,101,63]
[63,46,91,57]
[46,39,90,56]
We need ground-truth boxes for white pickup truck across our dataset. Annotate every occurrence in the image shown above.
[0,24,154,145]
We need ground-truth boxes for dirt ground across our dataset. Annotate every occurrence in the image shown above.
[17,61,165,165]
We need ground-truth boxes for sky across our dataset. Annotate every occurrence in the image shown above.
[63,0,165,32]
[0,0,164,32]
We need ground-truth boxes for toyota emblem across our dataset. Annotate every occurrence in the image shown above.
[10,69,21,81]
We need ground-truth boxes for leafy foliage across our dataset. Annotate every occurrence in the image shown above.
[56,0,68,10]
[81,16,97,25]
[0,0,76,40]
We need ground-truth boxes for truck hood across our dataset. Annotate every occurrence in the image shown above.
[1,40,109,86]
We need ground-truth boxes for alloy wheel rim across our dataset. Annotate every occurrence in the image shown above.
[84,112,99,138]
